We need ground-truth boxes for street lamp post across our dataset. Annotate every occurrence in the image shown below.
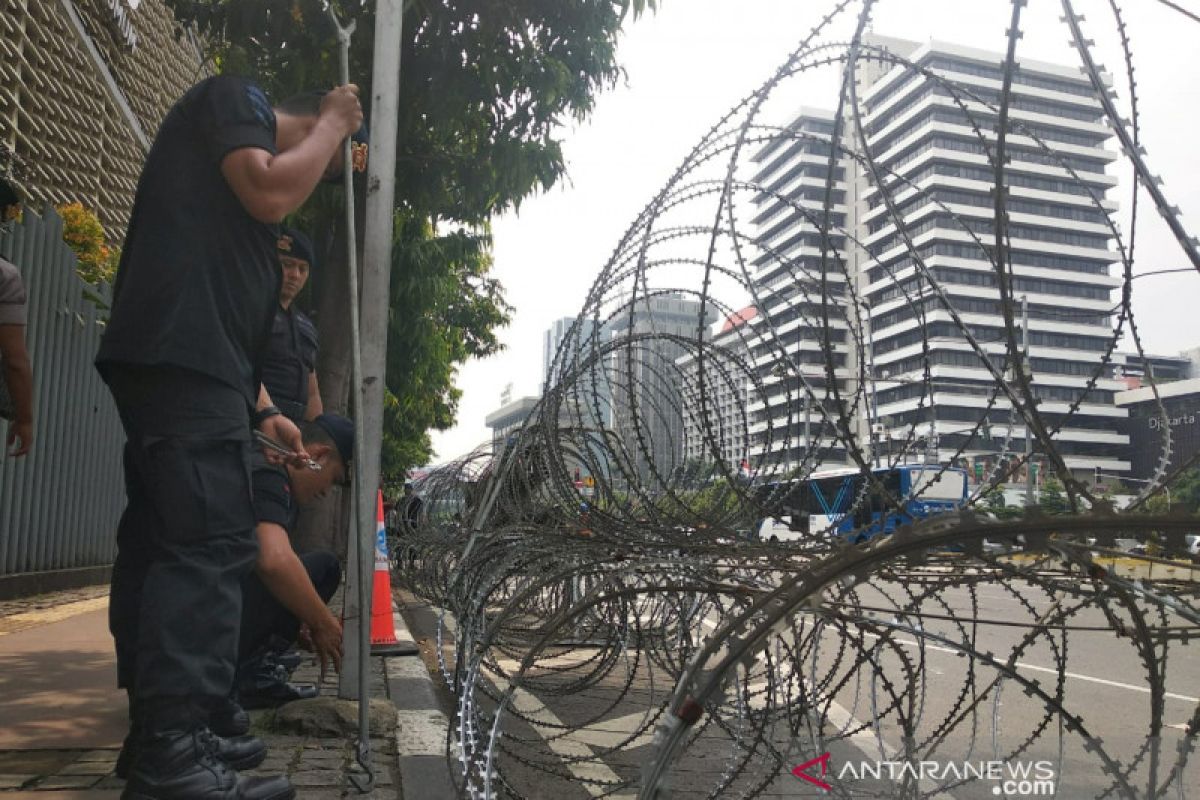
[1021,295,1035,507]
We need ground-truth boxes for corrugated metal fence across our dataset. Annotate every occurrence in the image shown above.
[0,206,124,576]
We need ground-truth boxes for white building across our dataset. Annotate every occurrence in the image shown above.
[678,306,757,473]
[742,36,1131,483]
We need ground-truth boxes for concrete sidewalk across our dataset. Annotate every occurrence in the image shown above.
[0,584,457,798]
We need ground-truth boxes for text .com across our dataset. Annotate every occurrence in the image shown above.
[794,754,1056,795]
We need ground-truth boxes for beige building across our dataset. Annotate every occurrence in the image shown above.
[1,0,208,236]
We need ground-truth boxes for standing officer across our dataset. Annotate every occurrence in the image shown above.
[96,75,362,800]
[262,228,322,423]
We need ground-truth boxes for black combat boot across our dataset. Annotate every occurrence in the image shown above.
[208,695,251,738]
[116,697,265,779]
[120,698,293,800]
[121,728,293,799]
[237,651,317,710]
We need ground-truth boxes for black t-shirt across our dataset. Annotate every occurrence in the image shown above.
[251,452,297,530]
[261,305,319,421]
[97,75,282,406]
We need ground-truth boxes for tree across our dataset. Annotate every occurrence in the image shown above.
[1038,477,1070,515]
[162,0,657,480]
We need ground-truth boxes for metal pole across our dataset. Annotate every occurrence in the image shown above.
[803,391,810,460]
[326,6,369,710]
[863,302,879,468]
[1022,295,1034,506]
[358,0,405,661]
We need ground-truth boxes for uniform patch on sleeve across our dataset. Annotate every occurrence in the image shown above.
[245,84,276,133]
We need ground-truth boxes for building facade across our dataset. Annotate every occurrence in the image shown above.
[1,0,207,236]
[1116,379,1200,483]
[743,37,1131,484]
[607,292,715,485]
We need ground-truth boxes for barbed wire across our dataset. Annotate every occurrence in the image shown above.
[393,2,1200,797]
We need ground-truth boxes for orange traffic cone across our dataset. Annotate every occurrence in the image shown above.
[370,489,417,656]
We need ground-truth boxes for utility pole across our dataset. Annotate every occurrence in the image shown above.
[339,0,404,701]
[864,302,879,468]
[1022,295,1034,506]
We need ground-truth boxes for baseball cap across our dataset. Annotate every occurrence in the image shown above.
[313,413,354,466]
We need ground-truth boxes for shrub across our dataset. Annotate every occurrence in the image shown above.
[56,202,119,286]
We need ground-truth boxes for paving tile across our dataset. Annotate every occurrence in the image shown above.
[58,761,116,776]
[289,769,346,788]
[292,790,343,800]
[0,775,35,790]
[34,774,101,790]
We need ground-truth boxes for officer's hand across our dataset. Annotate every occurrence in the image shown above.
[312,615,344,681]
[320,84,363,139]
[258,414,311,468]
[6,419,31,457]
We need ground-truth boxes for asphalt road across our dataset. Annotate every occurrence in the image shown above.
[404,564,1198,799]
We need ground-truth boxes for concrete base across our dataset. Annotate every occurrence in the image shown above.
[271,696,397,738]
[0,567,112,601]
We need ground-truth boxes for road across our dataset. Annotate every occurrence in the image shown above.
[403,562,1199,799]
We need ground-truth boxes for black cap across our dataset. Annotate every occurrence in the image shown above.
[313,413,354,465]
[278,227,316,270]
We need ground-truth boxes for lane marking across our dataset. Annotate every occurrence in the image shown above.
[860,632,1199,704]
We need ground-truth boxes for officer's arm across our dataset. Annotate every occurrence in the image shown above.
[221,86,362,224]
[0,323,32,456]
[305,372,323,421]
[255,522,341,636]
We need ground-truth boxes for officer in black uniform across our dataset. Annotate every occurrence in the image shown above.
[96,75,362,800]
[261,229,322,423]
[236,413,352,708]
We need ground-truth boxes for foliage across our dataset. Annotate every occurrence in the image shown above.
[57,202,119,287]
[1037,477,1070,515]
[1161,466,1200,514]
[162,0,657,475]
[379,215,511,478]
[980,487,1023,520]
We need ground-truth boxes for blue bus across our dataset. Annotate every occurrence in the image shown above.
[754,464,969,543]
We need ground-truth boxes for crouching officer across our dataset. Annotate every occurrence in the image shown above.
[262,229,322,423]
[236,414,351,707]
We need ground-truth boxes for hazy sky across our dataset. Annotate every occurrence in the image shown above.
[428,0,1200,464]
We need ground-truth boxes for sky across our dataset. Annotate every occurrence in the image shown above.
[428,0,1200,464]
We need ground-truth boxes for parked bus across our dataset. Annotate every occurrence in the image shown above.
[754,464,969,543]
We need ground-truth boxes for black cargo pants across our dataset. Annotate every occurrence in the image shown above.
[104,365,258,705]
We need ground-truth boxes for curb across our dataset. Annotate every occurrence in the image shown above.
[383,601,458,799]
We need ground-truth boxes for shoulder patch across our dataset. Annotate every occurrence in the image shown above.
[245,84,276,133]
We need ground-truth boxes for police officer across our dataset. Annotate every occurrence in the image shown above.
[262,229,322,423]
[96,75,362,800]
[236,414,352,708]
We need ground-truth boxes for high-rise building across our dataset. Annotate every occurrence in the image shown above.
[543,316,605,386]
[735,37,1132,484]
[678,306,757,473]
[737,108,854,474]
[608,293,716,484]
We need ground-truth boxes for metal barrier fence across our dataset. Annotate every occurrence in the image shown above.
[0,206,123,576]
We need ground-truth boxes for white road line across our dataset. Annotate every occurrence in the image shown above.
[492,656,631,797]
[860,632,1199,704]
